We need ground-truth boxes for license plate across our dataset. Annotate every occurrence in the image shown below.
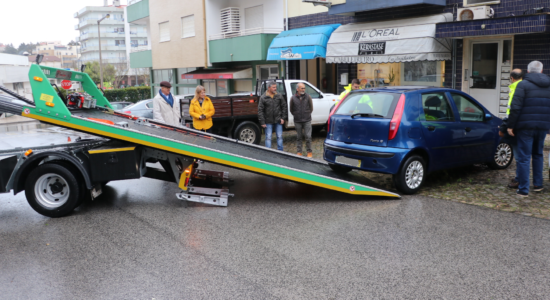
[335,156,361,168]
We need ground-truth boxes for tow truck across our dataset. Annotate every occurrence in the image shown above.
[0,63,398,218]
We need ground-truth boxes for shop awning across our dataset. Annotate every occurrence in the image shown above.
[267,24,341,61]
[181,68,252,80]
[326,14,453,64]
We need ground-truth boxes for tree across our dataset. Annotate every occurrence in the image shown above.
[112,64,128,88]
[4,44,17,54]
[84,61,115,85]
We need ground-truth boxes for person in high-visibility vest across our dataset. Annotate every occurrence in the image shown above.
[499,68,523,189]
[330,79,361,113]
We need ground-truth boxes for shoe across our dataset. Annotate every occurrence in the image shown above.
[533,186,544,192]
[307,152,313,158]
[516,190,528,197]
[297,152,302,156]
[507,179,519,189]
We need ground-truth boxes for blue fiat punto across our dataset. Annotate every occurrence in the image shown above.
[324,86,512,194]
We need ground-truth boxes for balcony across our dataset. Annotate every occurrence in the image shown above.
[76,18,125,29]
[208,27,282,41]
[127,0,149,25]
[80,32,130,40]
[209,33,278,63]
[80,45,127,52]
[130,49,152,68]
[130,45,151,53]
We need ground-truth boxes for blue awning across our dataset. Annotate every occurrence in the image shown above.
[267,24,341,61]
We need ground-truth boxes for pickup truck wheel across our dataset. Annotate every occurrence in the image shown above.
[234,122,261,145]
[393,155,425,195]
[25,163,81,218]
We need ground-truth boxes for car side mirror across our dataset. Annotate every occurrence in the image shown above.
[484,113,493,121]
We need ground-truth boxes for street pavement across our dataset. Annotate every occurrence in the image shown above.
[2,124,550,299]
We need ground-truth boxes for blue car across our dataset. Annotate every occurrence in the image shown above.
[324,86,513,195]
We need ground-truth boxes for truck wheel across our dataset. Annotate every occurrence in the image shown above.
[329,163,352,174]
[25,163,82,218]
[393,155,425,195]
[234,122,261,145]
[45,160,88,207]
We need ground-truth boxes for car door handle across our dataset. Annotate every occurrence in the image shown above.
[427,126,435,131]
[465,127,472,132]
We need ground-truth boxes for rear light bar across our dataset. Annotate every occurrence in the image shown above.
[388,93,406,140]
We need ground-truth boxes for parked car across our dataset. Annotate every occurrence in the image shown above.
[110,101,133,110]
[324,86,512,194]
[121,99,153,119]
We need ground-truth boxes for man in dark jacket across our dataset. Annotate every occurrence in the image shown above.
[290,83,314,157]
[507,61,550,197]
[258,81,287,151]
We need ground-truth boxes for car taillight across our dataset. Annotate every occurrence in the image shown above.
[388,94,406,140]
[327,94,348,133]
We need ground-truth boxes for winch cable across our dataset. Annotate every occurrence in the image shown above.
[0,85,35,106]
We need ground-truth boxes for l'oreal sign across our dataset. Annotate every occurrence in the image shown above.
[281,48,302,59]
[351,28,400,42]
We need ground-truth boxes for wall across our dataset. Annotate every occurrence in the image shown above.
[514,33,550,76]
[149,0,206,69]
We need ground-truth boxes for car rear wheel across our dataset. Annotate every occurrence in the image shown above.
[488,142,513,170]
[393,155,426,195]
[329,163,352,174]
[234,122,261,145]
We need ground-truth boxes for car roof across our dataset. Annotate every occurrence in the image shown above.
[351,86,460,94]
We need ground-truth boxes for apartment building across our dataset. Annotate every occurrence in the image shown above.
[36,41,80,70]
[75,0,149,85]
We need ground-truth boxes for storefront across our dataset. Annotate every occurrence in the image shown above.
[267,24,341,94]
[325,14,453,90]
[180,67,253,97]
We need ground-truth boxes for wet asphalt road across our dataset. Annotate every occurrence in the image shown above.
[2,123,550,299]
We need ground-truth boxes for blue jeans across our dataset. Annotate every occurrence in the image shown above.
[512,143,519,182]
[516,129,547,194]
[265,123,283,151]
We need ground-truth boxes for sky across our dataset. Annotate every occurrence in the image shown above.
[0,0,128,46]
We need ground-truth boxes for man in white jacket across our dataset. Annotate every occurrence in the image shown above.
[153,81,181,126]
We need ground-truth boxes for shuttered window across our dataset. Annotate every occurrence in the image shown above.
[181,15,195,38]
[244,5,263,30]
[159,21,170,42]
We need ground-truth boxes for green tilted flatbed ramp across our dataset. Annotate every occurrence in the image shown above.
[17,64,399,198]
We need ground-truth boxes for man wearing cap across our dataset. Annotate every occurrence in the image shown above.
[153,81,181,126]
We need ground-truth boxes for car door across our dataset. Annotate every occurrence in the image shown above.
[419,91,465,170]
[448,92,496,163]
[145,100,154,119]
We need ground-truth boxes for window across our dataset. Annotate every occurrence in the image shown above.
[181,15,195,38]
[245,5,263,30]
[145,102,153,109]
[421,92,454,121]
[159,22,170,42]
[203,80,216,96]
[177,68,198,84]
[450,93,484,122]
[234,80,253,93]
[335,92,399,118]
[464,0,499,7]
[217,80,228,96]
[259,65,278,80]
[290,83,320,98]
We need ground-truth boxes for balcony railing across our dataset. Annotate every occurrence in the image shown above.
[208,27,283,41]
[128,0,144,5]
[130,45,151,53]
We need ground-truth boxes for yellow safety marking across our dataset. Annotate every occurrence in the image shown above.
[88,147,136,154]
[39,93,54,103]
[178,164,193,191]
[24,113,398,197]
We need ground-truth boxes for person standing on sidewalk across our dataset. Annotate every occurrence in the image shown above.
[499,69,523,189]
[258,81,287,151]
[290,83,314,157]
[153,81,181,127]
[507,61,550,197]
[189,85,215,133]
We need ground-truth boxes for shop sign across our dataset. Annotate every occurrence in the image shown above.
[352,28,400,42]
[281,48,302,59]
[358,42,386,55]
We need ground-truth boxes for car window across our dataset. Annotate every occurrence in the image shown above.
[421,92,454,121]
[290,83,321,98]
[145,101,153,109]
[450,93,484,122]
[335,92,399,118]
[111,103,122,110]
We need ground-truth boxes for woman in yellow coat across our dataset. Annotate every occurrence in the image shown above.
[189,85,215,133]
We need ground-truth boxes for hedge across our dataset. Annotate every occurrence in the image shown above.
[103,86,151,103]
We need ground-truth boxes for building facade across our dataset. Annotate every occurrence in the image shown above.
[36,41,80,70]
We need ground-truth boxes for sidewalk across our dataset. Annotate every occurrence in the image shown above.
[262,130,550,220]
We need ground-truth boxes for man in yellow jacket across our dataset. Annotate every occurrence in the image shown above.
[189,85,215,133]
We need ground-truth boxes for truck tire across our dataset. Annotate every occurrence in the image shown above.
[25,163,82,218]
[45,160,89,208]
[234,122,261,145]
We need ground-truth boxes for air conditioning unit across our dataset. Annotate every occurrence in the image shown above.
[457,6,493,21]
